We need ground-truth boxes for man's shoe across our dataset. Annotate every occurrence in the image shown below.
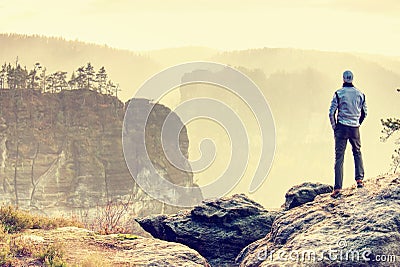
[331,189,341,198]
[356,179,364,188]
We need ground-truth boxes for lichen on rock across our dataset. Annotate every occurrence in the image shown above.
[136,193,279,266]
[237,175,400,267]
[284,182,333,210]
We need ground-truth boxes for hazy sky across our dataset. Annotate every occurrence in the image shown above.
[1,0,399,55]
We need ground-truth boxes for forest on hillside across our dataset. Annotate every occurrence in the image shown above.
[0,34,158,101]
[0,59,121,97]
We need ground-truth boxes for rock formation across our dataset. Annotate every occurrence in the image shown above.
[136,194,279,266]
[21,227,210,266]
[123,98,202,207]
[237,175,400,266]
[0,89,200,216]
[284,182,333,210]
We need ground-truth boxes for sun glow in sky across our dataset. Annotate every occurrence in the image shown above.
[0,0,399,55]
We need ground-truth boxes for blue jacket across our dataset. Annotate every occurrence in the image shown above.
[329,83,367,129]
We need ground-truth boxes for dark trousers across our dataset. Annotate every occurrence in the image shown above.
[334,123,365,190]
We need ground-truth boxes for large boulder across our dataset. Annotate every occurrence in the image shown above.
[284,182,333,210]
[237,175,400,266]
[136,194,279,266]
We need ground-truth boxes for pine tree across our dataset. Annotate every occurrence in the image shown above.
[27,63,42,90]
[0,63,6,89]
[46,73,56,93]
[75,66,86,89]
[114,83,121,99]
[68,71,77,90]
[7,63,15,89]
[5,63,27,89]
[106,80,116,96]
[39,67,47,93]
[17,65,28,89]
[54,71,68,92]
[96,66,108,94]
[27,70,35,89]
[85,62,95,90]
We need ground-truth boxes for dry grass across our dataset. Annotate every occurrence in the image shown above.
[0,205,83,234]
[0,204,148,266]
[80,253,112,267]
[0,205,82,266]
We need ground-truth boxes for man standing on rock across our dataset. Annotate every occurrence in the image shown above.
[329,70,367,198]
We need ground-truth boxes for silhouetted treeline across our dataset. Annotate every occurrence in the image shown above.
[0,59,121,97]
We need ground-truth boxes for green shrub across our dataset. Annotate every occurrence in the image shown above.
[0,205,83,233]
[0,206,32,233]
[0,205,80,266]
[0,224,11,266]
[0,232,38,266]
[0,224,7,242]
[116,233,138,240]
[0,234,68,267]
[0,242,11,266]
[36,242,67,267]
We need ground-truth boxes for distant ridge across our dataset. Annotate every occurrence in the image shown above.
[0,33,159,101]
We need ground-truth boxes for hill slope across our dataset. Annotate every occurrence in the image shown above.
[0,34,159,102]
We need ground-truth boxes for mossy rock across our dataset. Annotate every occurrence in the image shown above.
[116,233,139,240]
